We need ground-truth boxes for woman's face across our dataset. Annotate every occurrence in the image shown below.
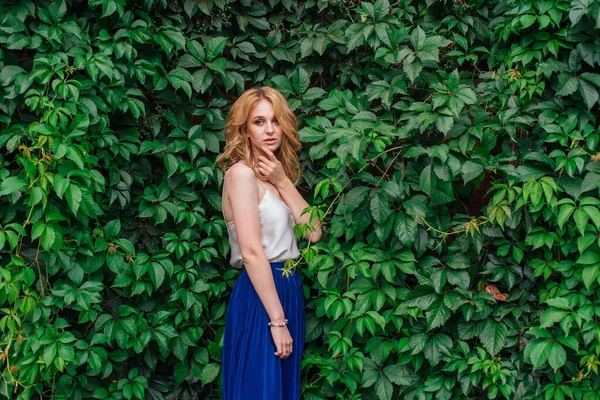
[245,99,282,155]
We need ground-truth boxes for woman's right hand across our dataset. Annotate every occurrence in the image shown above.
[270,325,293,359]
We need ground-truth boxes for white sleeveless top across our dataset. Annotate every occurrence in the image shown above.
[223,177,300,269]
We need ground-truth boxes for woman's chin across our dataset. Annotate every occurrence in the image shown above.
[264,142,280,150]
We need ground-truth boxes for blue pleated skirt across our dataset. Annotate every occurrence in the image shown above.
[222,261,305,400]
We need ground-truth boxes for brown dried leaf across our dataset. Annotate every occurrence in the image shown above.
[484,285,508,301]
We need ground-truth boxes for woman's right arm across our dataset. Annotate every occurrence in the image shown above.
[226,164,293,358]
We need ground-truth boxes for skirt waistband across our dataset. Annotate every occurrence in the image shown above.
[240,260,297,276]
[241,260,287,268]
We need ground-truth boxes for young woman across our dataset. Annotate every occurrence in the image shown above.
[217,87,322,400]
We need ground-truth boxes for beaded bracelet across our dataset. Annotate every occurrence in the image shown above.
[268,319,288,328]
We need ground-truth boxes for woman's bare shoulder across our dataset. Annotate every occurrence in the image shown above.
[225,163,257,193]
[226,162,254,179]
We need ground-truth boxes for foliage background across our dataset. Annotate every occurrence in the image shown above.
[1,0,600,398]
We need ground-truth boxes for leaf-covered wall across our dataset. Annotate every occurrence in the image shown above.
[1,0,600,399]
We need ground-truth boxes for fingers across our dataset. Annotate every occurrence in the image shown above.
[274,341,283,357]
[281,337,293,359]
[257,158,271,170]
[256,161,273,180]
[258,163,272,175]
[273,342,292,359]
[257,156,273,168]
[279,346,292,359]
[262,146,276,159]
[259,150,279,166]
[272,334,293,359]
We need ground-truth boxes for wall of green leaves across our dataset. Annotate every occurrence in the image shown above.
[1,0,600,398]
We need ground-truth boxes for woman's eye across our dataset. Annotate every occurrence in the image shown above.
[273,120,279,125]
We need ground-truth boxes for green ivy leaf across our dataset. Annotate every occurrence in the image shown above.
[556,75,579,96]
[480,319,507,356]
[462,161,484,184]
[164,153,179,178]
[192,69,212,93]
[526,340,551,370]
[369,190,389,224]
[582,266,599,289]
[395,212,417,245]
[174,360,188,385]
[576,251,600,264]
[0,176,26,196]
[579,79,599,109]
[446,253,469,269]
[383,365,411,385]
[291,67,309,94]
[105,219,121,239]
[547,342,567,371]
[435,116,454,135]
[205,37,228,60]
[573,208,589,236]
[40,226,56,251]
[149,262,166,289]
[374,376,393,400]
[404,59,423,83]
[557,204,576,229]
[426,299,451,331]
[66,114,89,139]
[201,363,220,385]
[66,185,82,215]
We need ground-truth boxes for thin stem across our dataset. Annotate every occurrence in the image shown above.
[414,214,490,250]
[284,146,406,274]
[375,147,403,188]
[34,240,44,297]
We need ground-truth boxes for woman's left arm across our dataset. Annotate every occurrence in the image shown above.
[257,148,323,243]
[276,177,322,243]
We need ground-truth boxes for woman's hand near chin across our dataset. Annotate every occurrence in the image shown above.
[255,146,289,188]
[256,145,323,243]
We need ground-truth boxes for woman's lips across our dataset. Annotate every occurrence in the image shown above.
[264,139,277,144]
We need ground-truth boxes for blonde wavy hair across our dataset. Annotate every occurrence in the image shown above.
[216,87,302,184]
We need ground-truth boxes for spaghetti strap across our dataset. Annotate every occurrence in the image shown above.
[256,177,267,191]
